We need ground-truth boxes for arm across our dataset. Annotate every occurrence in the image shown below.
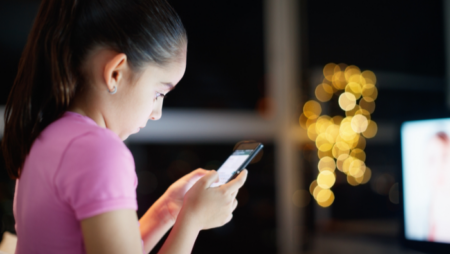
[157,170,247,254]
[140,169,210,253]
[156,209,200,254]
[139,196,175,253]
[81,209,143,254]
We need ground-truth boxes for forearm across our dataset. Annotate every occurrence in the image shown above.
[157,209,200,254]
[139,197,175,253]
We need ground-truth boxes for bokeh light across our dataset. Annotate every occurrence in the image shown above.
[361,70,377,85]
[338,92,356,111]
[303,100,322,119]
[362,84,378,102]
[351,114,369,133]
[317,171,336,189]
[323,63,336,81]
[309,180,318,195]
[317,189,335,208]
[302,63,377,207]
[359,98,375,114]
[318,156,336,172]
[350,148,366,161]
[345,82,362,100]
[315,83,334,102]
[363,120,378,138]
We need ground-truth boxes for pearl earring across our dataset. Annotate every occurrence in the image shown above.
[108,86,117,95]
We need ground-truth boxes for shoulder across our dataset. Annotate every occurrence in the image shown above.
[61,127,134,173]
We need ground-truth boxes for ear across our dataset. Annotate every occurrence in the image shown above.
[103,53,127,93]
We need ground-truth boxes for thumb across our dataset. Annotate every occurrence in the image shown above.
[200,170,219,188]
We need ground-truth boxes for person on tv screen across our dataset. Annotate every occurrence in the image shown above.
[427,132,450,243]
[1,0,247,253]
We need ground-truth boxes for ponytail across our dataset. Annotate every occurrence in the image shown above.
[2,0,79,179]
[2,0,187,179]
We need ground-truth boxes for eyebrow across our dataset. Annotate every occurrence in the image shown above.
[162,82,175,91]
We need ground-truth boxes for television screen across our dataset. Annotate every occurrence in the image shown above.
[401,118,450,244]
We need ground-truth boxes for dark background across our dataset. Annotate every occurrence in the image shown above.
[0,0,449,253]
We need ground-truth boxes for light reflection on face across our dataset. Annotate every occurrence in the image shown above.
[117,55,187,140]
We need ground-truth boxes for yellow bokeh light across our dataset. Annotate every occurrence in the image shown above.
[362,120,378,139]
[315,116,333,134]
[362,84,378,102]
[309,180,318,195]
[342,156,356,174]
[338,92,356,111]
[344,65,361,82]
[323,63,336,81]
[306,64,377,203]
[317,171,336,189]
[299,113,308,129]
[361,70,377,85]
[307,123,318,141]
[359,98,376,114]
[303,100,322,119]
[336,154,349,171]
[332,141,350,159]
[355,135,366,150]
[345,82,362,100]
[345,105,360,117]
[317,189,335,207]
[306,118,317,129]
[339,118,358,141]
[349,159,366,178]
[318,156,336,172]
[361,167,371,184]
[332,71,347,90]
[347,175,360,186]
[332,115,343,125]
[313,185,323,199]
[318,149,333,159]
[325,124,340,143]
[316,133,334,152]
[348,74,363,84]
[316,189,332,202]
[315,83,334,102]
[355,166,372,184]
[350,148,366,162]
[345,134,361,149]
[355,108,371,121]
[351,114,369,133]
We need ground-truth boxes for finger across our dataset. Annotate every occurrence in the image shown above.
[185,168,209,182]
[230,190,239,198]
[199,170,219,188]
[223,169,248,193]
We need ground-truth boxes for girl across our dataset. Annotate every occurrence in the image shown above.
[1,0,247,253]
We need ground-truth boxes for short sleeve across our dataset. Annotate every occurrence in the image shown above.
[54,129,138,221]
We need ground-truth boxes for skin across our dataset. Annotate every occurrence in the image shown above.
[69,47,248,254]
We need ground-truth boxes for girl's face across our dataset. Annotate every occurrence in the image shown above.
[113,56,187,140]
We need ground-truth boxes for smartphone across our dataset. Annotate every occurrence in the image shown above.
[210,142,263,187]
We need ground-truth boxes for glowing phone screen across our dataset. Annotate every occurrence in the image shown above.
[210,149,254,187]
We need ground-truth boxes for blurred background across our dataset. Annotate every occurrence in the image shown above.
[0,0,449,253]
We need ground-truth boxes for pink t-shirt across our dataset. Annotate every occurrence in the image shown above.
[13,111,138,253]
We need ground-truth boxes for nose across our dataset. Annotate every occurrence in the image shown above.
[149,101,163,121]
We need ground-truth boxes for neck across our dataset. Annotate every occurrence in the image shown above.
[68,93,107,129]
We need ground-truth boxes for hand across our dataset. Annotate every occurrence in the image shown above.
[180,169,248,230]
[160,169,210,223]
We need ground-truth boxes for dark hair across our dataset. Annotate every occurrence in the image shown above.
[2,0,187,179]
